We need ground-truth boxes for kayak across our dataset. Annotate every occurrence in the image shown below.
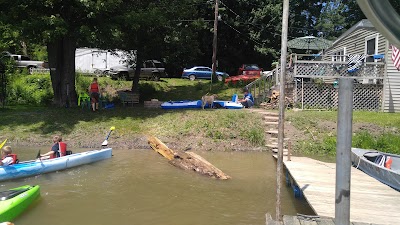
[213,100,243,109]
[0,185,40,222]
[0,148,112,182]
[161,99,243,109]
[351,148,400,190]
[161,100,202,109]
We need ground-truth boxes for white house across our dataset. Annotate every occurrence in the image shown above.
[322,19,400,112]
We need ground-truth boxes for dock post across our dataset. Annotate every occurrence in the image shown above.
[335,78,353,225]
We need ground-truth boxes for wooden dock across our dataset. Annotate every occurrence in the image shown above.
[265,213,378,225]
[274,156,400,225]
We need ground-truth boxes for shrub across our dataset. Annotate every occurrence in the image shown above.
[8,74,53,105]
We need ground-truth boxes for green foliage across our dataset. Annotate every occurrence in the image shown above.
[287,110,400,157]
[30,44,48,61]
[8,74,53,105]
[75,73,92,95]
[353,131,400,155]
[295,135,337,156]
[244,127,266,146]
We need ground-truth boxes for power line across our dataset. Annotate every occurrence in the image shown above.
[221,20,267,47]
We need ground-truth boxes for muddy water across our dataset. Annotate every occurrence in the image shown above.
[3,148,314,225]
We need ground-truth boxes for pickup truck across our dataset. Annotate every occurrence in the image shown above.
[1,52,47,74]
[109,60,167,81]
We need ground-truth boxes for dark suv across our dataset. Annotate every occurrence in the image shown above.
[109,60,167,81]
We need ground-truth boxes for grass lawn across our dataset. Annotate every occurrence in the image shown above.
[0,77,265,151]
[2,76,400,158]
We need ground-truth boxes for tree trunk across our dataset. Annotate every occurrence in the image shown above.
[148,136,231,180]
[47,39,63,106]
[131,51,142,93]
[47,35,77,107]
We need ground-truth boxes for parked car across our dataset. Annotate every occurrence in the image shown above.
[181,66,229,81]
[1,51,47,74]
[225,64,263,84]
[109,60,167,81]
[238,64,263,76]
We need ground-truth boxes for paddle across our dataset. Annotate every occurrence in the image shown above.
[0,139,7,149]
[36,150,41,159]
[101,126,115,147]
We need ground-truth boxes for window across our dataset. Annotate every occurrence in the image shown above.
[365,34,378,62]
[331,48,346,62]
[144,61,153,68]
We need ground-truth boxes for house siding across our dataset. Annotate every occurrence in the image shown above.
[324,28,386,58]
[322,22,400,112]
[384,46,400,112]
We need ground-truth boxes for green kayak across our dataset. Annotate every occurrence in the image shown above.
[0,185,40,222]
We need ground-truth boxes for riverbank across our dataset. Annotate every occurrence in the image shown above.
[2,106,400,157]
[0,106,266,152]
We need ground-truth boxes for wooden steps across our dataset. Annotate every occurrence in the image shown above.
[264,116,279,121]
[266,130,279,134]
[250,108,292,156]
[269,137,290,141]
[272,148,291,156]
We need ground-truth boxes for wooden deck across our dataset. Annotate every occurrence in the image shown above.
[265,213,378,225]
[275,156,400,225]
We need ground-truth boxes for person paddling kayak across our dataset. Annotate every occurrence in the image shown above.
[40,135,67,159]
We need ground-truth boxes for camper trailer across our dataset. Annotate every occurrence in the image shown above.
[75,48,134,75]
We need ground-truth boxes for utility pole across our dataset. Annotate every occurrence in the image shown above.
[211,0,219,89]
[276,0,289,222]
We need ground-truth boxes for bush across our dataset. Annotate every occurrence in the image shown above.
[8,74,53,105]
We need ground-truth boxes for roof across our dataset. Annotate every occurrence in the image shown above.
[332,19,375,46]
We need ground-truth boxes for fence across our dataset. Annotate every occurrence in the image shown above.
[247,53,385,111]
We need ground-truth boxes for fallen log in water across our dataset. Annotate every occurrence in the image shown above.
[147,136,231,180]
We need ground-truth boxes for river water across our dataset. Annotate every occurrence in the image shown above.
[3,148,314,225]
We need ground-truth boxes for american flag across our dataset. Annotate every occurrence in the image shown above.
[392,45,400,71]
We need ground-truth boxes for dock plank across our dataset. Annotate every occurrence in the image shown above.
[281,156,400,225]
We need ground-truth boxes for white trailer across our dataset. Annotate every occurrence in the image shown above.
[75,48,134,74]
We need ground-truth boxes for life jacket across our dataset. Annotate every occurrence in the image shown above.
[385,156,393,169]
[59,142,67,157]
[2,154,18,165]
[90,83,99,93]
[49,142,67,159]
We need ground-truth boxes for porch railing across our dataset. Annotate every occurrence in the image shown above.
[243,53,386,110]
[244,68,278,105]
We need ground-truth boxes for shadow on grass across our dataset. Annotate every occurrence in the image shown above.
[0,78,249,137]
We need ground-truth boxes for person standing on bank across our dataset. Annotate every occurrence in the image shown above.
[238,88,254,108]
[88,77,101,112]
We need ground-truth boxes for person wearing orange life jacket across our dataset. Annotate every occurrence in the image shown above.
[40,135,67,159]
[1,146,18,166]
[88,77,101,112]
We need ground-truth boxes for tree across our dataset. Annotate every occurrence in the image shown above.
[0,0,130,107]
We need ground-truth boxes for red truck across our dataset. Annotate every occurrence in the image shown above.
[225,64,263,84]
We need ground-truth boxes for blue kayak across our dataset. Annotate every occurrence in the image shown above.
[161,100,203,109]
[0,148,112,182]
[213,100,243,109]
[161,99,243,110]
